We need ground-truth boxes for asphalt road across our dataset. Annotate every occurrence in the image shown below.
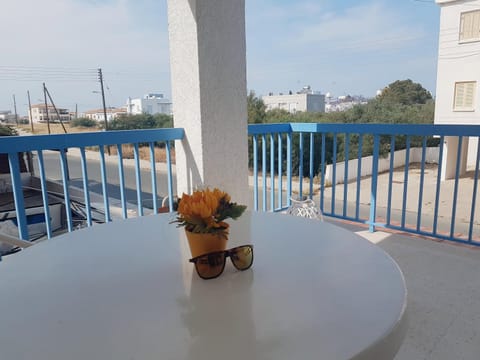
[33,152,176,209]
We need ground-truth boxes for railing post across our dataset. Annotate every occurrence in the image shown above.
[59,149,73,232]
[299,132,304,198]
[369,135,380,232]
[166,141,174,212]
[287,132,292,206]
[253,135,258,211]
[8,153,28,240]
[270,133,275,211]
[277,134,282,209]
[262,134,267,211]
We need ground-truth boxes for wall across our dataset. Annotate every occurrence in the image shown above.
[435,0,480,173]
[435,0,480,125]
[324,147,440,185]
[263,93,326,113]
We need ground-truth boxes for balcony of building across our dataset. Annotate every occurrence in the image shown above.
[1,1,480,359]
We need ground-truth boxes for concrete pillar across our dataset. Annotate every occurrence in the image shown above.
[441,136,469,180]
[467,136,479,170]
[167,0,249,203]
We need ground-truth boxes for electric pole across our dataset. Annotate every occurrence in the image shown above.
[27,90,34,133]
[98,68,108,131]
[44,85,67,134]
[98,68,110,155]
[43,82,51,134]
[12,94,18,126]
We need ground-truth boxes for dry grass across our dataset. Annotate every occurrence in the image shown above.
[17,124,175,163]
[109,144,176,163]
[18,123,100,135]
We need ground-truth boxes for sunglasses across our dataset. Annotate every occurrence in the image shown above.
[189,245,254,279]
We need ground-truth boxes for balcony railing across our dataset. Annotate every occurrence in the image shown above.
[1,123,479,248]
[0,129,183,241]
[248,123,480,246]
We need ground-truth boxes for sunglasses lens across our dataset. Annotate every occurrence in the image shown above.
[194,252,226,279]
[230,246,253,270]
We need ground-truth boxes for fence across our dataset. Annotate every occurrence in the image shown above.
[0,128,184,241]
[248,123,480,245]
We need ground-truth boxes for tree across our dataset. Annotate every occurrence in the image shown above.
[377,79,433,105]
[70,117,98,128]
[107,113,173,130]
[247,91,266,124]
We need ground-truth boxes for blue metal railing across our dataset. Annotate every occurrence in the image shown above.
[0,128,184,240]
[248,123,480,246]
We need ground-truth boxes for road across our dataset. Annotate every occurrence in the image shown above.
[33,152,176,209]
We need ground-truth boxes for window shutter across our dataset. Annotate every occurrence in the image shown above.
[455,83,465,108]
[465,13,472,39]
[460,10,480,41]
[460,13,465,39]
[474,11,480,38]
[454,82,477,111]
[465,82,475,108]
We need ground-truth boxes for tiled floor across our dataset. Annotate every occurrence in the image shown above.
[335,220,480,360]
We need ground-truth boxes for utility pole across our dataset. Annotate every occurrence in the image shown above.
[98,68,108,131]
[98,68,110,155]
[43,83,51,134]
[27,90,34,133]
[12,94,18,126]
[44,86,67,134]
[75,104,78,119]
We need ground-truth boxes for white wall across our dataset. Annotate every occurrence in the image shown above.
[435,0,480,175]
[435,0,480,125]
[127,96,172,115]
[324,147,440,185]
[263,93,326,113]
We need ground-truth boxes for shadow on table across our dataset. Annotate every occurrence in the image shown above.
[178,269,265,359]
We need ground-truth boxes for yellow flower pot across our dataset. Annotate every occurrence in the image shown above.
[185,229,228,258]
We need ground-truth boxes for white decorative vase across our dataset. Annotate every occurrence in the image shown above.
[286,197,323,221]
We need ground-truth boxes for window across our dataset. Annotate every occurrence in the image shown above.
[454,81,476,111]
[459,10,480,42]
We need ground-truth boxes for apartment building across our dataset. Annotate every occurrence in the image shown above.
[83,107,127,122]
[126,93,172,115]
[30,104,71,123]
[262,86,326,114]
[435,0,480,179]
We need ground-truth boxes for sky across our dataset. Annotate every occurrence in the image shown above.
[0,0,441,116]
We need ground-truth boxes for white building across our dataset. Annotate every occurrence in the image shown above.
[0,111,16,123]
[435,0,480,179]
[30,104,71,123]
[262,86,325,114]
[83,108,127,122]
[126,93,172,115]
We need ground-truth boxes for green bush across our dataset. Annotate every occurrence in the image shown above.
[71,117,98,128]
[107,113,173,131]
[0,125,17,136]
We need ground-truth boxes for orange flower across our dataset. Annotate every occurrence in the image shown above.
[171,187,246,234]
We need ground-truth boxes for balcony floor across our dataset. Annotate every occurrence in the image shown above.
[333,219,480,360]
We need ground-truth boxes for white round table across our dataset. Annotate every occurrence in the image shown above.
[0,211,407,360]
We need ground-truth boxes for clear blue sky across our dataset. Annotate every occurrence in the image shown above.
[0,0,440,116]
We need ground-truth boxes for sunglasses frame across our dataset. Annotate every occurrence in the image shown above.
[189,245,254,279]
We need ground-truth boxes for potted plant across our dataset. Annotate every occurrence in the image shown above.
[171,188,246,257]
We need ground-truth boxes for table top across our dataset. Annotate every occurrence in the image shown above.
[0,211,407,360]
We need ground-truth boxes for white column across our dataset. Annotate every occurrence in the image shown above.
[167,0,249,203]
[441,136,468,180]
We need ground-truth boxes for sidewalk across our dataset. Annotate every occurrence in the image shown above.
[336,219,480,360]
